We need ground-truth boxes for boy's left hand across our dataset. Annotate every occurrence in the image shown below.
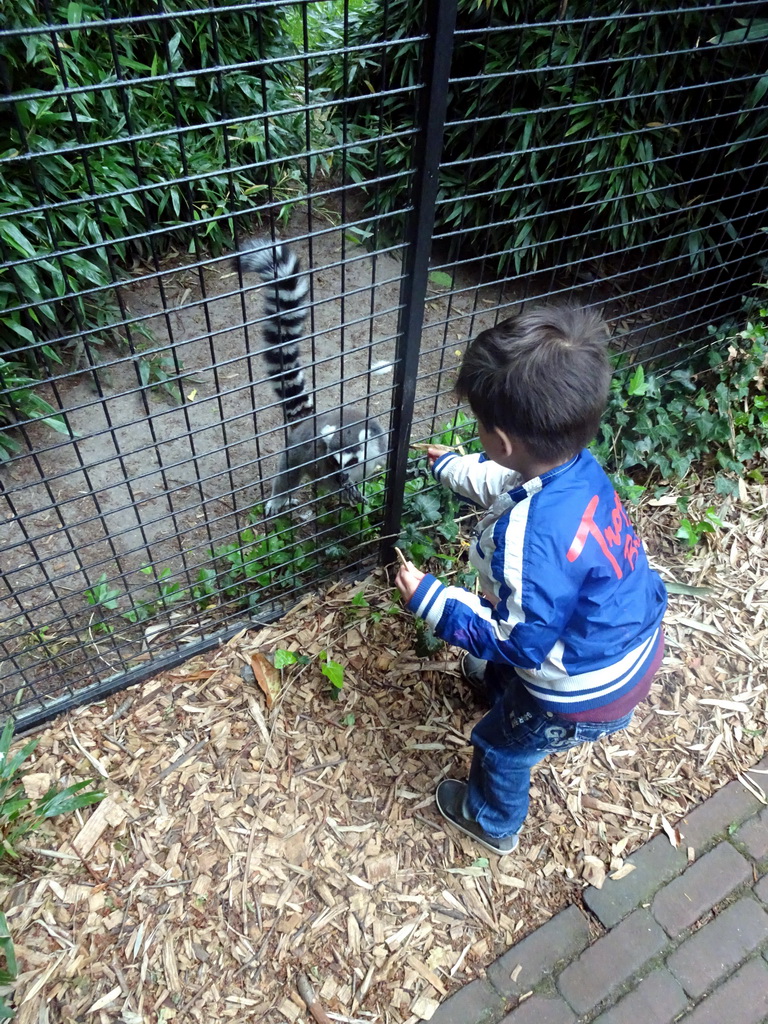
[395,562,426,603]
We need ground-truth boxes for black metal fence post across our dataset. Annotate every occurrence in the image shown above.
[380,0,459,562]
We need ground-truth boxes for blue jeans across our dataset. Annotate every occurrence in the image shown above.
[464,664,634,839]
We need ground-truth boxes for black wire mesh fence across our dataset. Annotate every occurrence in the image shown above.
[1,1,767,732]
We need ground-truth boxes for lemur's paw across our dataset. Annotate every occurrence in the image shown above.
[340,480,365,506]
[265,497,300,516]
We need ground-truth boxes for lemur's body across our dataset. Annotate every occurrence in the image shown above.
[238,238,386,513]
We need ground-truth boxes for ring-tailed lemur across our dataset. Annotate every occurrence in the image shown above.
[238,238,387,514]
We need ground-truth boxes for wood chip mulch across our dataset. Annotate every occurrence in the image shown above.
[3,481,767,1024]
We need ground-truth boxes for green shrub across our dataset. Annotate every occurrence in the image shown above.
[321,1,768,276]
[0,356,71,461]
[595,292,768,498]
[0,1,329,379]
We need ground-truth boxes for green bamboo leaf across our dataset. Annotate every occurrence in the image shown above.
[0,912,17,980]
[664,582,715,596]
[37,781,104,819]
[0,222,35,258]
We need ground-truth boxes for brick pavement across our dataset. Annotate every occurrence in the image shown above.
[430,757,768,1024]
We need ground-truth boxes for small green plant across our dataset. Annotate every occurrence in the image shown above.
[154,568,187,609]
[397,410,483,565]
[413,620,445,658]
[122,568,159,625]
[273,649,310,670]
[137,351,185,404]
[0,911,16,1020]
[0,719,104,861]
[122,597,156,626]
[0,718,104,1017]
[428,270,454,290]
[84,573,121,633]
[675,507,724,549]
[122,566,189,625]
[319,652,345,700]
[272,646,343,700]
[348,589,401,625]
[211,524,319,606]
[190,568,217,608]
[84,574,120,613]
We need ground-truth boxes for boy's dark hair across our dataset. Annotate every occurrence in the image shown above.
[456,305,611,463]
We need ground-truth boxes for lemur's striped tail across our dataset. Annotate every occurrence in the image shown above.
[238,238,313,421]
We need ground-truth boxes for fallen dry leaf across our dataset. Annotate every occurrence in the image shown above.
[582,855,606,889]
[609,863,637,882]
[21,773,52,801]
[249,651,281,708]
[661,815,682,848]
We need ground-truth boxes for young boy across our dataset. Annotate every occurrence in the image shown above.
[395,306,667,855]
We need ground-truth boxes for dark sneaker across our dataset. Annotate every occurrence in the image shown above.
[435,779,519,856]
[459,652,489,700]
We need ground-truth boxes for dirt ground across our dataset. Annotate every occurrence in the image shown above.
[2,477,766,1024]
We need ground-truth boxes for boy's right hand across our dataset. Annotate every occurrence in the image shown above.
[427,446,446,468]
[395,561,426,603]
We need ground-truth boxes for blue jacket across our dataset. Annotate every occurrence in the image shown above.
[407,449,667,714]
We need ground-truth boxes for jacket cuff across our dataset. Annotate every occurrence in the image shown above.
[407,574,447,629]
[432,451,459,482]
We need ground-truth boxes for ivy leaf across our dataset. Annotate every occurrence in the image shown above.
[320,658,345,691]
[411,491,442,522]
[273,649,299,670]
[627,365,647,397]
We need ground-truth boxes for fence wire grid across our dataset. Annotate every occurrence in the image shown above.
[1,0,767,731]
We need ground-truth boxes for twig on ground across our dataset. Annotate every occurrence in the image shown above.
[297,974,333,1024]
